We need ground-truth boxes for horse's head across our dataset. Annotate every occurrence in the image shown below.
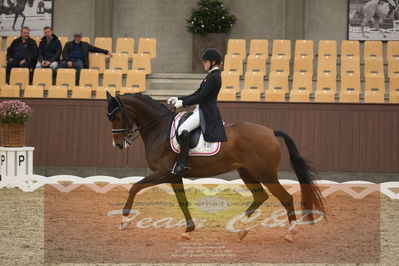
[28,0,34,8]
[106,91,136,150]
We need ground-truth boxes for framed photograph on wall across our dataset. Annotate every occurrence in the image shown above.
[0,0,53,36]
[348,0,399,40]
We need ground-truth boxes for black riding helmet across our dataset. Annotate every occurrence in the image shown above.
[201,48,222,70]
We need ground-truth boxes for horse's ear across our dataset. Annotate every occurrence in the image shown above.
[106,91,113,103]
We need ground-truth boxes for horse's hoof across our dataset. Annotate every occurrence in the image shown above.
[180,232,192,241]
[119,216,131,230]
[238,230,249,240]
[284,227,298,242]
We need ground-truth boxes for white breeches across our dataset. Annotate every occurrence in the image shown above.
[178,109,200,135]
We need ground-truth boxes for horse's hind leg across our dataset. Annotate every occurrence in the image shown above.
[21,13,26,29]
[375,18,387,38]
[12,14,18,31]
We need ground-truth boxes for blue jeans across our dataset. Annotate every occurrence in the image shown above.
[36,61,59,73]
[59,59,84,84]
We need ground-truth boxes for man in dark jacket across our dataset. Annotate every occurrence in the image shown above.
[6,26,38,82]
[36,26,62,73]
[59,32,112,82]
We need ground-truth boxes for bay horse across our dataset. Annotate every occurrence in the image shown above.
[106,92,325,242]
[0,0,34,31]
[360,0,399,38]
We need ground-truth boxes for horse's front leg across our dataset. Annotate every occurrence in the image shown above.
[375,18,387,38]
[361,17,370,38]
[20,13,26,29]
[120,172,171,230]
[170,177,195,240]
[12,14,18,31]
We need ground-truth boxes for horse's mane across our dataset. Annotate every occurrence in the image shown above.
[121,93,172,113]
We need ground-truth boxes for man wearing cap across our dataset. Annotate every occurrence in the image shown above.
[59,32,112,83]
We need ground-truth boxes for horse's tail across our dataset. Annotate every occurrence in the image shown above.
[274,130,326,221]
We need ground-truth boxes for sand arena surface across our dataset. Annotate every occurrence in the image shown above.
[0,183,398,265]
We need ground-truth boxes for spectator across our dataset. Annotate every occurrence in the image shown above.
[59,32,112,83]
[36,26,62,73]
[6,26,38,83]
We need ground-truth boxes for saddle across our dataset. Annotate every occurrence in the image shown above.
[170,112,220,157]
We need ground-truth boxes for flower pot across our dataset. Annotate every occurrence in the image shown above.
[1,123,25,147]
[192,33,227,73]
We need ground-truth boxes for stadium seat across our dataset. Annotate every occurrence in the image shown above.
[0,51,6,68]
[71,86,92,99]
[388,58,399,77]
[94,37,112,53]
[56,68,76,88]
[364,57,384,76]
[221,71,240,92]
[317,56,337,77]
[24,85,44,98]
[318,40,337,58]
[47,85,68,98]
[10,68,29,89]
[390,88,399,103]
[292,71,312,92]
[365,72,384,92]
[317,71,336,92]
[0,85,20,97]
[269,57,290,75]
[79,69,99,90]
[89,53,106,73]
[223,54,243,76]
[241,89,261,101]
[132,54,152,74]
[249,39,268,60]
[116,37,135,58]
[390,74,399,95]
[217,88,237,101]
[227,39,246,60]
[59,36,68,49]
[272,40,291,59]
[294,57,313,74]
[295,40,314,59]
[96,87,116,99]
[246,55,266,76]
[364,88,385,103]
[5,36,18,50]
[33,68,52,89]
[0,68,5,86]
[109,53,129,74]
[341,71,361,92]
[265,87,285,102]
[101,69,122,92]
[387,41,399,60]
[243,71,264,93]
[122,70,146,93]
[364,41,383,59]
[138,38,157,58]
[268,72,289,93]
[341,40,360,59]
[315,88,335,102]
[341,57,361,77]
[289,88,310,102]
[82,37,91,44]
[31,36,41,47]
[339,88,360,103]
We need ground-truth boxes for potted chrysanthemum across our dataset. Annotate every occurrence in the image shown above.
[0,100,32,147]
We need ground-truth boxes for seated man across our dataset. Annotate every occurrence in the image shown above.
[59,32,112,83]
[36,26,62,73]
[6,26,38,83]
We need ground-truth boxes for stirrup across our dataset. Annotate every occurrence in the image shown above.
[171,162,190,177]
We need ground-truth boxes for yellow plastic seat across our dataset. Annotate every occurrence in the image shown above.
[365,72,385,92]
[0,68,5,86]
[109,53,129,74]
[292,71,312,92]
[314,88,335,103]
[31,36,41,47]
[227,39,246,60]
[318,40,337,58]
[47,85,68,98]
[0,51,6,68]
[387,41,399,59]
[10,68,29,89]
[290,88,310,102]
[364,41,383,59]
[33,68,52,89]
[241,89,261,101]
[339,88,360,103]
[217,88,237,101]
[89,53,106,73]
[390,74,399,95]
[340,57,361,77]
[132,54,152,74]
[0,85,20,97]
[243,71,264,93]
[58,36,68,49]
[341,40,360,59]
[265,87,285,102]
[317,71,336,92]
[223,54,243,76]
[96,87,116,99]
[71,86,92,99]
[94,37,112,53]
[249,39,268,60]
[317,56,337,77]
[246,55,266,76]
[138,38,157,58]
[390,89,399,103]
[101,69,122,92]
[221,71,240,92]
[116,37,135,58]
[268,72,289,93]
[295,40,314,59]
[272,40,291,59]
[79,69,99,90]
[5,36,18,50]
[341,71,361,93]
[388,58,399,77]
[364,57,384,76]
[56,68,76,88]
[364,88,385,103]
[294,57,313,74]
[82,37,91,44]
[270,57,290,75]
[24,85,44,98]
[122,70,146,93]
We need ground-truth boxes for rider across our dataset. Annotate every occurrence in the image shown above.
[379,0,398,17]
[167,48,228,177]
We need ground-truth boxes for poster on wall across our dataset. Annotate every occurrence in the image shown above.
[0,0,52,36]
[348,0,399,40]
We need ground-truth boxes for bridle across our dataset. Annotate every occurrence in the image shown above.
[107,96,174,146]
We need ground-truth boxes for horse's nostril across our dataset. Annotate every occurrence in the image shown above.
[116,143,123,149]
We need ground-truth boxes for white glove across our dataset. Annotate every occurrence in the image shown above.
[174,100,183,108]
[167,97,178,105]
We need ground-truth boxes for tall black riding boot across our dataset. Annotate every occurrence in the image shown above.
[173,130,190,177]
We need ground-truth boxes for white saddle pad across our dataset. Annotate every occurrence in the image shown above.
[170,112,221,156]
